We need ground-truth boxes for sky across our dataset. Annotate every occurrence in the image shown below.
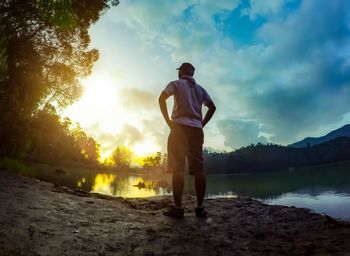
[64,0,350,157]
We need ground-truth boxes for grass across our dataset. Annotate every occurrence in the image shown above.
[0,158,37,177]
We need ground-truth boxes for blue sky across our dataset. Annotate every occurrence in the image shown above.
[65,0,350,154]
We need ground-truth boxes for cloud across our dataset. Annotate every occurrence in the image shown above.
[95,132,119,151]
[112,0,240,31]
[236,0,350,142]
[245,86,350,142]
[241,0,287,20]
[115,124,143,146]
[90,124,144,154]
[109,0,240,61]
[141,118,169,152]
[86,0,350,151]
[121,88,156,110]
[217,119,267,149]
[197,0,350,144]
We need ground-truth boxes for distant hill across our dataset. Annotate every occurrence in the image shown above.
[204,136,350,174]
[288,124,350,148]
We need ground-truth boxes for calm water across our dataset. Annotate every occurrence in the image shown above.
[31,162,350,220]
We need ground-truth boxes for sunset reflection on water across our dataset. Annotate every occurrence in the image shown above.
[31,162,350,220]
[90,173,158,198]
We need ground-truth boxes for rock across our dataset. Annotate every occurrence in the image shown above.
[133,181,146,189]
[143,250,155,256]
[162,244,170,251]
[79,221,89,227]
[207,218,216,225]
[54,168,66,175]
[146,228,156,235]
[134,247,143,256]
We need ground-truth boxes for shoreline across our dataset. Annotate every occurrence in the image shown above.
[6,161,350,221]
[1,169,350,255]
[24,158,350,175]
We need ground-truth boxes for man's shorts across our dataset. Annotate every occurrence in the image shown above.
[167,122,204,175]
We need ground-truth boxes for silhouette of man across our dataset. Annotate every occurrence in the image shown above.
[159,62,216,218]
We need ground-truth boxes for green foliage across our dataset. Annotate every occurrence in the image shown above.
[70,123,100,161]
[0,158,36,176]
[37,0,78,29]
[29,105,100,165]
[142,152,164,169]
[0,0,118,158]
[112,146,134,169]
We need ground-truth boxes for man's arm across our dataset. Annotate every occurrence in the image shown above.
[158,91,172,128]
[202,101,216,128]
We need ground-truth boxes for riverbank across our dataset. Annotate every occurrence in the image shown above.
[1,170,350,256]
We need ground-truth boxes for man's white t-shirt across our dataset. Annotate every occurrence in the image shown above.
[163,76,212,128]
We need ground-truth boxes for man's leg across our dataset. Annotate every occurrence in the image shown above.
[194,172,206,207]
[163,125,186,219]
[173,171,184,208]
[187,127,206,207]
[167,124,186,208]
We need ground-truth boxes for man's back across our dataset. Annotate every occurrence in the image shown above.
[163,76,212,128]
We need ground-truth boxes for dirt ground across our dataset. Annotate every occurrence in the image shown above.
[0,170,350,256]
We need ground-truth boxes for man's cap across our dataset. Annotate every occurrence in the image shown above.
[176,62,195,72]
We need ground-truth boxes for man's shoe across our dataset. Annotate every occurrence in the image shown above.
[163,205,184,219]
[195,206,208,218]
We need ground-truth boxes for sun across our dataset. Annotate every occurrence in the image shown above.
[63,73,164,162]
[64,73,127,133]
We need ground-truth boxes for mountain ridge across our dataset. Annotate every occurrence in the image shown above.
[288,124,350,148]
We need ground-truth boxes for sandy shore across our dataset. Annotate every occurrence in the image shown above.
[0,170,350,256]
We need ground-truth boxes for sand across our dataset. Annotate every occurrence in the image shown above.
[0,170,350,256]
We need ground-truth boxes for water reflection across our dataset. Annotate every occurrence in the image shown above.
[92,173,116,195]
[202,163,350,199]
[264,191,350,220]
[77,177,86,188]
[207,191,238,199]
[31,162,350,219]
[90,173,169,198]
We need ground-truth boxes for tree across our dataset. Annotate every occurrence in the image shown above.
[29,105,83,164]
[70,123,100,163]
[112,146,134,169]
[0,0,119,157]
[142,152,162,169]
[28,104,101,165]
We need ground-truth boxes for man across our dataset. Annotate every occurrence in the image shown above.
[158,62,216,219]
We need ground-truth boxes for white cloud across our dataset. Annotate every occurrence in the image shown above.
[218,119,267,148]
[78,0,350,152]
[242,0,287,20]
[121,88,156,110]
[239,0,350,142]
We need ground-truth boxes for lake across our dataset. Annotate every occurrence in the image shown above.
[30,162,350,221]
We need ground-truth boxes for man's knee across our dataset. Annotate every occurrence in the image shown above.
[194,172,206,179]
[173,171,184,179]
